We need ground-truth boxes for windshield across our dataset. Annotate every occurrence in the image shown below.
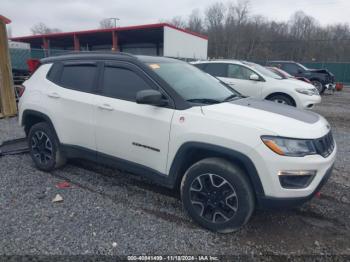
[147,61,240,103]
[243,62,283,80]
[268,67,293,78]
[296,63,308,71]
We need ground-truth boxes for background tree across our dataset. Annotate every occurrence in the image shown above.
[31,22,61,35]
[162,0,350,61]
[187,9,204,33]
[99,18,115,29]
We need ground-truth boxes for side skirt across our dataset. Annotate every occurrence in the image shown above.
[61,144,175,188]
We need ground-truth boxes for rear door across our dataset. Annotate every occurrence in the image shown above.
[94,61,175,174]
[202,63,262,98]
[44,61,98,151]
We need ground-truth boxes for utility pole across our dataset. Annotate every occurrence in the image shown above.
[108,17,120,28]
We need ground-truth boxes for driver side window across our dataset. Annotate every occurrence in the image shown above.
[228,64,255,80]
[102,66,153,102]
[282,63,299,75]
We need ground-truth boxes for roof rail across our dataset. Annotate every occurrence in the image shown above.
[40,51,137,64]
[54,50,136,58]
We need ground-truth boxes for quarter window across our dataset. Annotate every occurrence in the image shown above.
[203,63,228,77]
[60,64,97,92]
[102,66,153,101]
[46,63,61,83]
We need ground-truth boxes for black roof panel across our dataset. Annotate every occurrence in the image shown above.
[40,52,180,65]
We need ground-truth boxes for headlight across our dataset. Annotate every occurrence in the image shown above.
[261,136,316,157]
[296,88,319,96]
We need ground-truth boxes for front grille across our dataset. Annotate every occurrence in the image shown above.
[326,74,335,83]
[313,131,335,158]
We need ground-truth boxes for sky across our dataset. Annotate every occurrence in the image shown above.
[2,0,350,37]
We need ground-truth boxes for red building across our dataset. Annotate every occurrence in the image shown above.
[11,23,208,59]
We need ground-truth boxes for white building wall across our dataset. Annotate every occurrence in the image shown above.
[163,26,208,60]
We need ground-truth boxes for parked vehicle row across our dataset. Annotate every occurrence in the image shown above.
[266,61,336,94]
[18,53,336,233]
[266,66,312,84]
[192,60,321,109]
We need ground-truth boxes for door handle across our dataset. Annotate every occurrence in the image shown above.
[47,92,60,98]
[98,104,114,111]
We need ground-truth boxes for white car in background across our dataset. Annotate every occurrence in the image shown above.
[192,60,321,109]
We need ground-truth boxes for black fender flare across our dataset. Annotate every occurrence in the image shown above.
[22,110,59,141]
[168,142,265,197]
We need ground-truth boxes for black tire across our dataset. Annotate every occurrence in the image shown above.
[28,122,66,171]
[267,94,295,106]
[181,158,255,233]
[311,80,325,94]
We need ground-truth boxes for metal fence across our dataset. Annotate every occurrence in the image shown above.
[9,48,350,84]
[10,48,72,71]
[302,62,350,84]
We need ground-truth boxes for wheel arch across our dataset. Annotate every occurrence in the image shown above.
[169,142,265,198]
[22,110,59,140]
[265,92,296,106]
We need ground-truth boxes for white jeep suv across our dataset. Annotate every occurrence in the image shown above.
[18,53,336,233]
[192,60,321,109]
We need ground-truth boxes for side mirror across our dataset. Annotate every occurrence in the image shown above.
[136,90,168,106]
[249,74,260,81]
[297,69,303,74]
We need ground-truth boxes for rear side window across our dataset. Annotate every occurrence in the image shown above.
[60,64,97,92]
[46,63,61,83]
[102,66,153,101]
[203,63,228,77]
[282,63,299,75]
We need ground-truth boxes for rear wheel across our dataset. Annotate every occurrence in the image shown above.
[28,122,66,171]
[311,80,325,94]
[267,94,295,106]
[181,158,255,233]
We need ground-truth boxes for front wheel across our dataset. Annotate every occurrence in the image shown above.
[311,80,325,94]
[267,94,295,106]
[181,158,255,233]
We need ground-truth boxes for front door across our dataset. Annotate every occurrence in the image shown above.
[219,64,262,98]
[94,62,175,174]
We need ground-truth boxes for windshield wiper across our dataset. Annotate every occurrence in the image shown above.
[186,98,221,104]
[222,94,239,102]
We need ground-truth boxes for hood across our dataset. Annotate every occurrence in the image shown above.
[308,68,333,76]
[282,78,316,89]
[202,98,330,138]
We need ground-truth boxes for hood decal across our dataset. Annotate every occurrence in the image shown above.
[231,98,320,124]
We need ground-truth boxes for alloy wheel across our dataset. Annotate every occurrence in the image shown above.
[312,81,323,93]
[31,131,53,165]
[189,173,238,223]
[273,98,287,104]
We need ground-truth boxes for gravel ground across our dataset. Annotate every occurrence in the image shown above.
[0,89,349,257]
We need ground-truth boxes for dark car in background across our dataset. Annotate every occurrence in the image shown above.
[266,66,312,84]
[266,61,335,94]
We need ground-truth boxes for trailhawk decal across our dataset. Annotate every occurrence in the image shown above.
[132,142,160,152]
[231,98,320,124]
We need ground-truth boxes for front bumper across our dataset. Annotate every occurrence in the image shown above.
[325,83,336,91]
[257,164,333,209]
[251,139,336,200]
[298,94,321,109]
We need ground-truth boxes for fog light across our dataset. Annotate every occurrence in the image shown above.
[278,170,316,189]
